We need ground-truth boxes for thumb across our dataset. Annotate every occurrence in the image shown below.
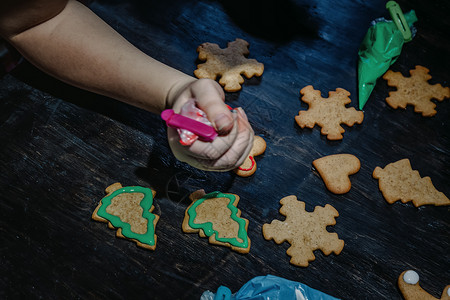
[192,79,234,135]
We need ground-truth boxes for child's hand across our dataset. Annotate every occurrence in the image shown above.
[167,79,254,171]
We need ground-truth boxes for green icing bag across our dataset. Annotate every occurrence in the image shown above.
[358,1,418,110]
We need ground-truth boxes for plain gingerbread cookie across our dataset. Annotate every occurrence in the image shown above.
[313,154,360,194]
[295,85,364,140]
[373,159,450,207]
[194,38,264,92]
[263,195,344,267]
[383,66,450,117]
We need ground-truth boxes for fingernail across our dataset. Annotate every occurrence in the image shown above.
[214,113,233,134]
[236,107,248,122]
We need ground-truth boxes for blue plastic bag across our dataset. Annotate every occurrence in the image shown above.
[201,275,339,300]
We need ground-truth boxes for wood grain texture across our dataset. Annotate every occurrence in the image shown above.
[0,0,449,299]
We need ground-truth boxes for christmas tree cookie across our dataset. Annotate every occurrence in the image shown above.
[92,182,159,250]
[373,159,450,207]
[182,190,251,253]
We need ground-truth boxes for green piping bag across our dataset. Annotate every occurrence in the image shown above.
[358,1,418,110]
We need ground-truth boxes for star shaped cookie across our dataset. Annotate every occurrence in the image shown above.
[263,195,344,267]
[194,38,264,92]
[295,85,364,140]
[383,65,450,117]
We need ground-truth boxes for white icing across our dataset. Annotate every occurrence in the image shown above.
[403,270,419,285]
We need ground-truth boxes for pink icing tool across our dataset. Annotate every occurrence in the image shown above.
[161,109,218,142]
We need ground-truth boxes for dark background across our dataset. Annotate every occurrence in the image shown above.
[1,0,449,299]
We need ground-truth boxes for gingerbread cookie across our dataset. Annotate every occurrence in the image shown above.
[373,158,450,207]
[263,195,344,267]
[234,136,266,177]
[194,38,264,92]
[182,190,251,253]
[398,270,450,300]
[92,182,159,250]
[313,154,360,194]
[383,66,450,117]
[295,85,364,140]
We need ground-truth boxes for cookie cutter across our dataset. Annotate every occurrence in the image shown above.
[161,109,218,142]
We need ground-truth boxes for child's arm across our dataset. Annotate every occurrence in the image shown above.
[0,0,253,171]
[1,0,194,113]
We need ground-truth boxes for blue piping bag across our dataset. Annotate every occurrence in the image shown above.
[201,275,339,300]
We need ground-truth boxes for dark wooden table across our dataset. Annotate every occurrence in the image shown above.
[1,0,449,299]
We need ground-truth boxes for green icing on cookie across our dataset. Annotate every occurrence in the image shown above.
[187,191,249,248]
[97,186,156,246]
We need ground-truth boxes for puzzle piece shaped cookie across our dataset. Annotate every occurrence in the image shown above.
[263,195,344,267]
[313,154,360,194]
[373,159,450,207]
[234,136,266,177]
[194,38,264,92]
[182,190,251,253]
[92,182,159,250]
[295,85,364,140]
[383,66,450,117]
[398,270,450,300]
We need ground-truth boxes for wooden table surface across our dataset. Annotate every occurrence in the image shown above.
[1,0,449,299]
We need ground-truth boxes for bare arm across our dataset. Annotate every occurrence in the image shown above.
[1,0,195,113]
[0,0,253,171]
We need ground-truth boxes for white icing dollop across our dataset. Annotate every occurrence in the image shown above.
[403,270,419,285]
